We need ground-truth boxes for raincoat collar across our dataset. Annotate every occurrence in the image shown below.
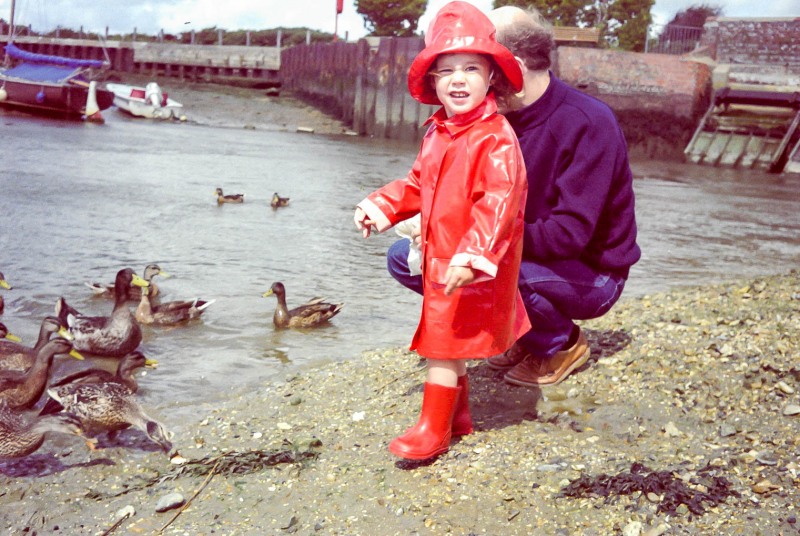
[424,92,499,137]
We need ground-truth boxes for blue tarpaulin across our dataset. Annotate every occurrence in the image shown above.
[2,62,81,83]
[3,42,104,69]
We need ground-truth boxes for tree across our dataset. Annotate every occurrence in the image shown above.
[355,0,427,37]
[492,0,655,51]
[607,0,654,52]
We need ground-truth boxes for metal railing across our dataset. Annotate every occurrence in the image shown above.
[645,24,703,55]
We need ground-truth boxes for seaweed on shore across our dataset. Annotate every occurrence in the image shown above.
[558,462,740,516]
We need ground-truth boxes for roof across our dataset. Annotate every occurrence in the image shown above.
[554,27,600,45]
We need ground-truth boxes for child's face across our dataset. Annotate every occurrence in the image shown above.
[430,53,492,117]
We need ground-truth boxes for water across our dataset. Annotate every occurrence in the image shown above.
[2,110,799,414]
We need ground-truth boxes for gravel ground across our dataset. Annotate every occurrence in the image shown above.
[1,83,798,535]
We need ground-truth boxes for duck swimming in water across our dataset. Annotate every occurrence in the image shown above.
[135,284,214,326]
[57,268,149,357]
[215,187,244,204]
[270,192,290,208]
[262,281,343,329]
[85,264,168,301]
[0,316,72,372]
[48,350,157,394]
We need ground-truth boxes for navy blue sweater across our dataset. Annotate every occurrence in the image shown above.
[505,73,641,278]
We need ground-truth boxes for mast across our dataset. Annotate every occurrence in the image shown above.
[3,0,14,66]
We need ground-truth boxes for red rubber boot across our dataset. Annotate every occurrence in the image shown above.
[388,382,461,460]
[451,375,474,436]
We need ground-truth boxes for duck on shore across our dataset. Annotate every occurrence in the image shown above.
[0,402,84,459]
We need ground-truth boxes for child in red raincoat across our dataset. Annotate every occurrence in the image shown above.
[354,1,530,461]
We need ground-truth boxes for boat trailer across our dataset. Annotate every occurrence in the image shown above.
[684,88,800,173]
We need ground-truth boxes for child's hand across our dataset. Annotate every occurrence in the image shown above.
[353,207,375,238]
[444,266,475,295]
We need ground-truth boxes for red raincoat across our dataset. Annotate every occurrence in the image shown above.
[359,95,531,359]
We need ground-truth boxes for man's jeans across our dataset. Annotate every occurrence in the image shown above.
[387,238,626,358]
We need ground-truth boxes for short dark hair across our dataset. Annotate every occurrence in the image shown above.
[495,9,555,72]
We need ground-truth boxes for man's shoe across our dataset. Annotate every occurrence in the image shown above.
[486,342,530,371]
[504,330,590,387]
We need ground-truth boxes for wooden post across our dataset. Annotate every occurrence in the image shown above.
[218,29,223,46]
[277,29,282,49]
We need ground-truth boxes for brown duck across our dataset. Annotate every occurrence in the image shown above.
[215,187,244,204]
[0,402,84,458]
[135,284,215,326]
[57,268,149,357]
[85,264,167,301]
[262,281,343,329]
[0,338,84,410]
[0,316,71,372]
[48,350,157,394]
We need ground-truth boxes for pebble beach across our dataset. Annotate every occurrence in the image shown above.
[1,82,798,535]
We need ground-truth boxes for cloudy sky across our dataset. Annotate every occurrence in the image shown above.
[1,0,796,40]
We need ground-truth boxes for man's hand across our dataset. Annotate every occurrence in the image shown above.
[353,207,375,238]
[444,266,475,295]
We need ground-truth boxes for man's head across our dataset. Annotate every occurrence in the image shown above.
[489,6,555,73]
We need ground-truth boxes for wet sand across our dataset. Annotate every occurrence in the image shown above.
[1,82,798,535]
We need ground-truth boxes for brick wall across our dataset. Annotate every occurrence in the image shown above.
[700,17,800,71]
[556,47,712,119]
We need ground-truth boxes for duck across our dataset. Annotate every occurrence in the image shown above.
[0,338,83,410]
[135,283,215,326]
[215,187,244,204]
[85,263,168,301]
[0,271,11,315]
[0,322,21,344]
[270,192,290,208]
[262,281,343,329]
[57,268,149,357]
[47,350,157,394]
[42,381,173,453]
[0,402,84,459]
[0,316,72,372]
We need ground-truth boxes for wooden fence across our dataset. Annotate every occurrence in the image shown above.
[281,37,437,143]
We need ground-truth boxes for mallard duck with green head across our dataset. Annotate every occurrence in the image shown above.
[42,380,173,453]
[0,316,73,372]
[85,264,168,301]
[57,268,149,357]
[135,284,215,326]
[216,187,244,204]
[270,192,290,208]
[0,338,83,410]
[0,402,84,459]
[262,281,343,329]
[0,271,11,315]
[49,350,157,394]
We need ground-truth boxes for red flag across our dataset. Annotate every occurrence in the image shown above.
[336,0,343,14]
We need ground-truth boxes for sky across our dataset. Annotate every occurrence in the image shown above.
[1,0,797,41]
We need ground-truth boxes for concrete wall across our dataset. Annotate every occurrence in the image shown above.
[281,37,711,153]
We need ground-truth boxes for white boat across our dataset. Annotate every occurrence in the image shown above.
[106,82,184,120]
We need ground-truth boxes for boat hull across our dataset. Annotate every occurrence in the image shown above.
[0,77,114,118]
[106,82,184,120]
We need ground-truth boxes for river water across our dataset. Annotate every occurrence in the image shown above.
[2,109,799,414]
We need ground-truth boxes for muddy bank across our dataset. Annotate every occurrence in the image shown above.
[1,270,798,535]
